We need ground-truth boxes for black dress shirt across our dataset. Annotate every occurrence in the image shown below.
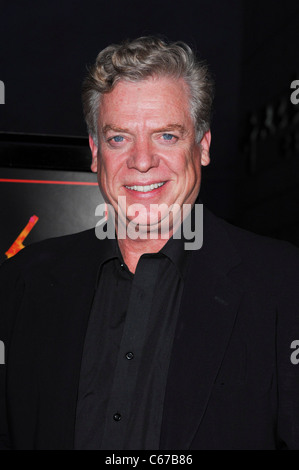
[74,228,191,450]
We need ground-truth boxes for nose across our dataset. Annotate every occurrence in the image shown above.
[127,138,159,172]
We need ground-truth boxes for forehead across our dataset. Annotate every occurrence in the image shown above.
[98,76,192,128]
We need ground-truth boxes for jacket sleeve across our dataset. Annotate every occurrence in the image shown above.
[0,257,25,449]
[276,245,299,449]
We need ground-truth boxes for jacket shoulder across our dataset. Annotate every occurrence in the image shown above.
[203,206,299,287]
[0,228,100,277]
[221,216,299,267]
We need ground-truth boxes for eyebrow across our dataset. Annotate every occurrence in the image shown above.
[102,125,130,134]
[101,123,187,135]
[152,124,187,135]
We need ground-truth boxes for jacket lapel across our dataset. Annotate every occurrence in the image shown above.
[160,208,244,450]
[33,231,112,449]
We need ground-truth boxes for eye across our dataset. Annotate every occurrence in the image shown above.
[162,133,175,141]
[107,135,126,147]
[110,135,124,143]
[159,133,178,144]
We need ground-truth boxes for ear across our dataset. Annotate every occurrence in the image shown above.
[89,135,98,173]
[200,130,211,167]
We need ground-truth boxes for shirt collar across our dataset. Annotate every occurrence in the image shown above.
[94,235,119,288]
[95,199,200,284]
[159,201,198,280]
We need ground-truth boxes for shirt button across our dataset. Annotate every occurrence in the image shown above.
[125,351,134,360]
[120,263,124,269]
[113,413,121,422]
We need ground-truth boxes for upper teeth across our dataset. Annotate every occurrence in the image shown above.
[125,182,165,192]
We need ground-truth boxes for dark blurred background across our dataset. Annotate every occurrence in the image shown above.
[0,0,299,262]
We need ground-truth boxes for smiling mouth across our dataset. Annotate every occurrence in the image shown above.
[125,182,166,193]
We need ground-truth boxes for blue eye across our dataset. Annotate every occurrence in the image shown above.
[112,135,124,142]
[162,133,174,141]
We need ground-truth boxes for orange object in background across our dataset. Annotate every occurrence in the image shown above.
[5,215,39,259]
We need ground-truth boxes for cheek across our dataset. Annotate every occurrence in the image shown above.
[98,154,126,189]
[98,150,114,176]
[164,150,187,170]
[167,149,199,175]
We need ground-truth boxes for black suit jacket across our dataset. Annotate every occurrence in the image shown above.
[1,206,299,450]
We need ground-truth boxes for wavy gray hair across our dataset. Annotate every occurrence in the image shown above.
[82,36,214,145]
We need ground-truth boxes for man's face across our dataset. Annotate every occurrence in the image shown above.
[90,75,211,233]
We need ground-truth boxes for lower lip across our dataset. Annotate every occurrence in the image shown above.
[124,182,168,197]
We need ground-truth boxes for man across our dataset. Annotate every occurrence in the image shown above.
[1,36,299,450]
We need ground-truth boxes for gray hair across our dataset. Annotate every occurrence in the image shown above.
[82,36,214,144]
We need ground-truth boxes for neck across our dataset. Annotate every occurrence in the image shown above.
[117,234,171,274]
[114,203,195,273]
